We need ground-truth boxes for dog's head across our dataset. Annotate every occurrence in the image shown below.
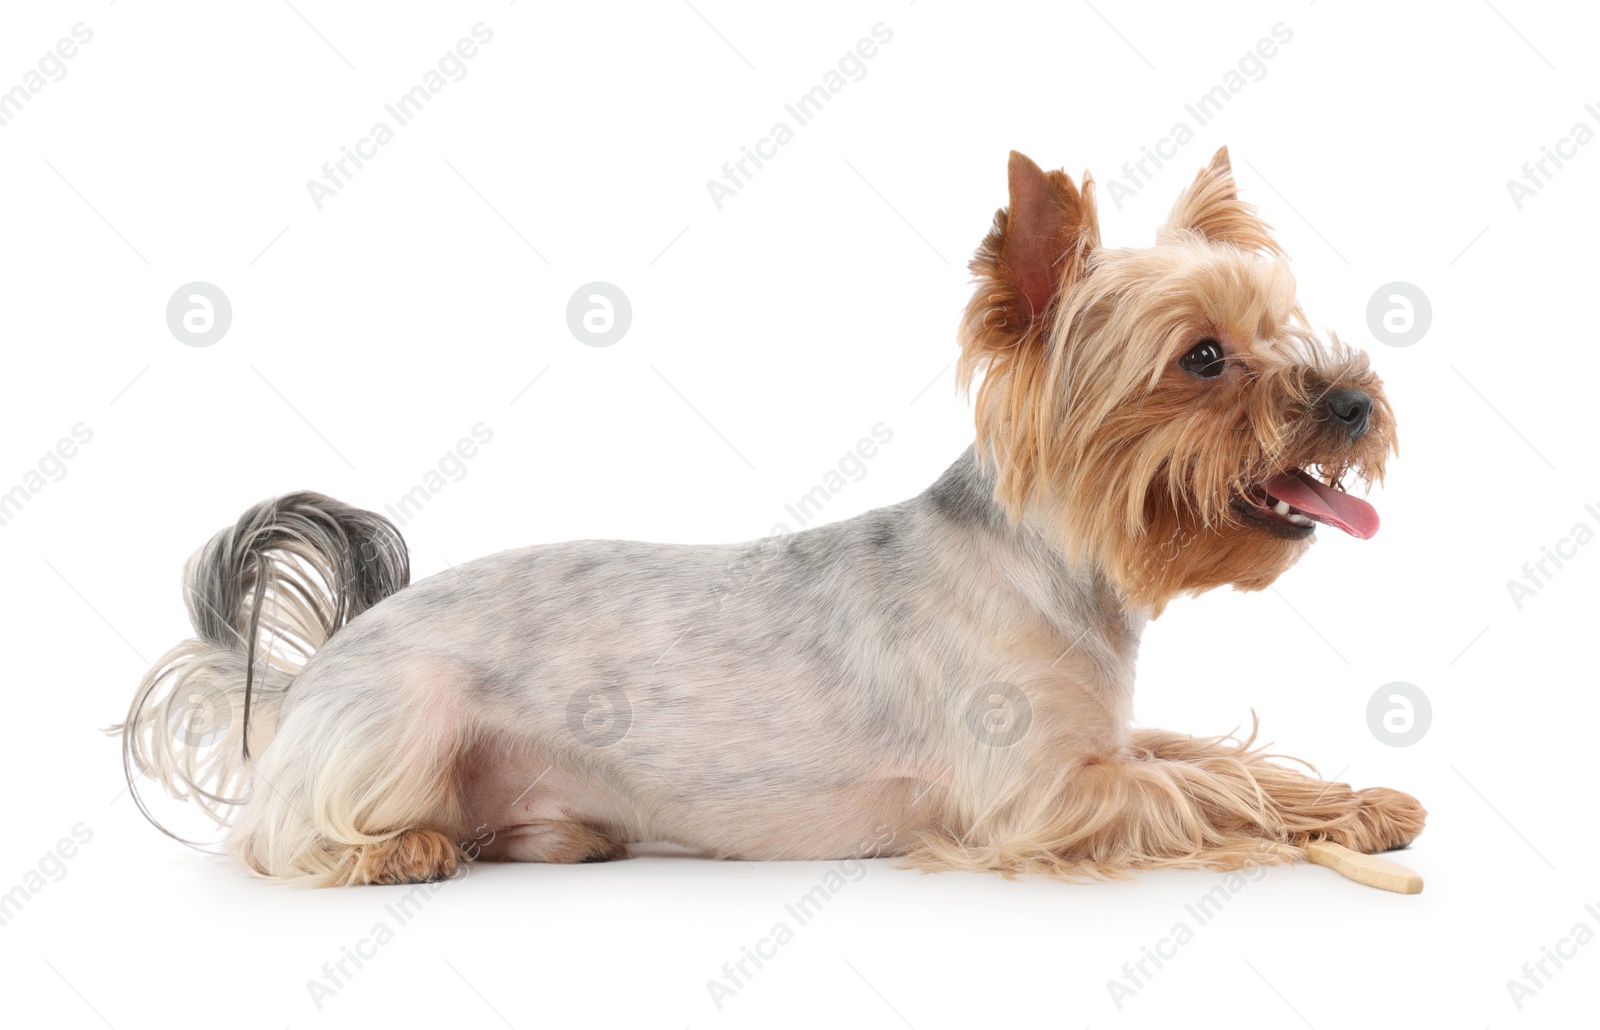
[958,147,1394,613]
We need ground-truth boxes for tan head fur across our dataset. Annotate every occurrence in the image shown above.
[959,147,1395,614]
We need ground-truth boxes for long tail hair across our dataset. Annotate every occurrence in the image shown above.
[112,492,408,846]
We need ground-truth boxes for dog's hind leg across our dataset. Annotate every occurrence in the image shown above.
[475,821,631,864]
[231,664,474,887]
[344,828,463,885]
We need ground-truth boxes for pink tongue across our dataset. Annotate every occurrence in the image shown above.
[1261,470,1380,540]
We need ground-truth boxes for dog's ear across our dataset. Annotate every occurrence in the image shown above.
[967,151,1100,347]
[958,152,1099,515]
[1163,146,1283,256]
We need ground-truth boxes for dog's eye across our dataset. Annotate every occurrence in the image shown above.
[1181,339,1227,379]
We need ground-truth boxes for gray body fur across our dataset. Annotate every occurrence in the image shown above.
[272,448,1141,862]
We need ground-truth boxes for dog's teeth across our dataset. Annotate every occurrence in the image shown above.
[1274,500,1291,516]
[1287,513,1313,526]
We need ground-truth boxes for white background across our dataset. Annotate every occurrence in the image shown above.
[1,1,1596,1027]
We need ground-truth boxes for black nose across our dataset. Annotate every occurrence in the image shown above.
[1326,389,1372,440]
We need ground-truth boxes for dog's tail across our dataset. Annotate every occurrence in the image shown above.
[112,492,409,844]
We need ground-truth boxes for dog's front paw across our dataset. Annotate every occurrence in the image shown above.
[1326,786,1426,854]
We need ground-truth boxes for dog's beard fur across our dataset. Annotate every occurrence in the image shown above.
[959,148,1395,613]
[112,147,1423,887]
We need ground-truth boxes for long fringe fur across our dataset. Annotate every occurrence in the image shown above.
[902,719,1423,879]
[111,493,408,847]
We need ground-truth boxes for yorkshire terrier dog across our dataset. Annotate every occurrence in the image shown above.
[118,147,1424,886]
